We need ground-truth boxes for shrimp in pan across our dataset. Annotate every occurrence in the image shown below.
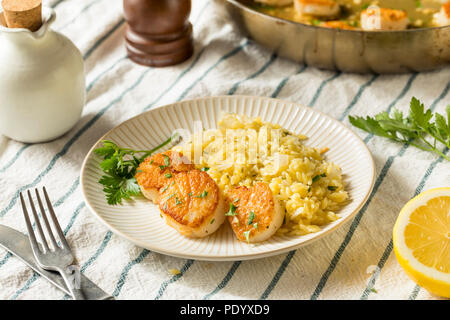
[434,1,450,27]
[360,8,409,31]
[226,182,284,243]
[294,0,340,18]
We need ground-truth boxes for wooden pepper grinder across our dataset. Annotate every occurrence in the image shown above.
[123,0,194,67]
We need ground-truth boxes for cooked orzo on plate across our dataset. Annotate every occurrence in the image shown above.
[173,113,349,237]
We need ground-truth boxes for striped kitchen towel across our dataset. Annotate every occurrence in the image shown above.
[0,0,449,300]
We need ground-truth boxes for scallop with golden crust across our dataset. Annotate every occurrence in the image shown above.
[227,182,284,243]
[158,169,226,238]
[135,151,194,203]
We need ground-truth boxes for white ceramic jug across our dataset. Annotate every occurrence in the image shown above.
[0,7,85,143]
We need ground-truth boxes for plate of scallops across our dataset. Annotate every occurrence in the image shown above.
[81,96,375,261]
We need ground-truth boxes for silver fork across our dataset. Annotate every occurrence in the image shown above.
[19,187,85,300]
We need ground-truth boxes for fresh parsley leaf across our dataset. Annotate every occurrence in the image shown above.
[349,98,450,162]
[201,167,210,172]
[94,134,179,205]
[328,186,338,191]
[210,219,215,224]
[165,173,172,178]
[225,203,238,216]
[312,175,322,183]
[124,178,141,196]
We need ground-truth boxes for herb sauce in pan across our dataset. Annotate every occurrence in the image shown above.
[252,0,445,29]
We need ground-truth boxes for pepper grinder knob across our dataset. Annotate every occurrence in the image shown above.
[123,0,194,67]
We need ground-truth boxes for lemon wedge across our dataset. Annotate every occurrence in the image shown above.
[393,187,450,298]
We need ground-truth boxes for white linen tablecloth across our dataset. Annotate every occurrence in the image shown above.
[0,0,449,300]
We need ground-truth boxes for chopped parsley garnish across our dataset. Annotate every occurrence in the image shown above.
[201,167,210,172]
[165,173,172,178]
[243,230,251,243]
[195,190,208,198]
[225,203,238,216]
[253,223,258,229]
[175,197,182,206]
[328,186,338,191]
[210,219,215,224]
[415,0,422,8]
[166,193,176,201]
[163,154,170,167]
[247,211,255,225]
[161,183,170,193]
[312,173,327,183]
[188,192,193,197]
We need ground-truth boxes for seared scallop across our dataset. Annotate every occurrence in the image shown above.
[158,169,226,238]
[360,8,409,31]
[254,0,293,6]
[226,182,284,243]
[294,0,340,18]
[135,151,194,203]
[434,1,450,27]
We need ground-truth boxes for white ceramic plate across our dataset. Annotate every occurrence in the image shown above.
[80,96,375,261]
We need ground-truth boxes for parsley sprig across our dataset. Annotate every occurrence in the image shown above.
[94,134,179,205]
[349,97,450,162]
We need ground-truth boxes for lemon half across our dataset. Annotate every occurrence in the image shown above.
[393,187,450,298]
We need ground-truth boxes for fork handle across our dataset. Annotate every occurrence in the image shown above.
[58,267,86,300]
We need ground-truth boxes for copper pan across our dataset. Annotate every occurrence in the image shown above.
[220,0,450,73]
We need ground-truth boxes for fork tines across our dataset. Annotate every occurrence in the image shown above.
[19,187,68,253]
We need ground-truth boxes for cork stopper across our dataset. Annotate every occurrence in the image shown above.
[1,0,42,32]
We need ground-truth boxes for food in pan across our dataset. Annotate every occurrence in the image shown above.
[294,0,341,18]
[434,1,450,26]
[251,0,450,29]
[360,7,410,30]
